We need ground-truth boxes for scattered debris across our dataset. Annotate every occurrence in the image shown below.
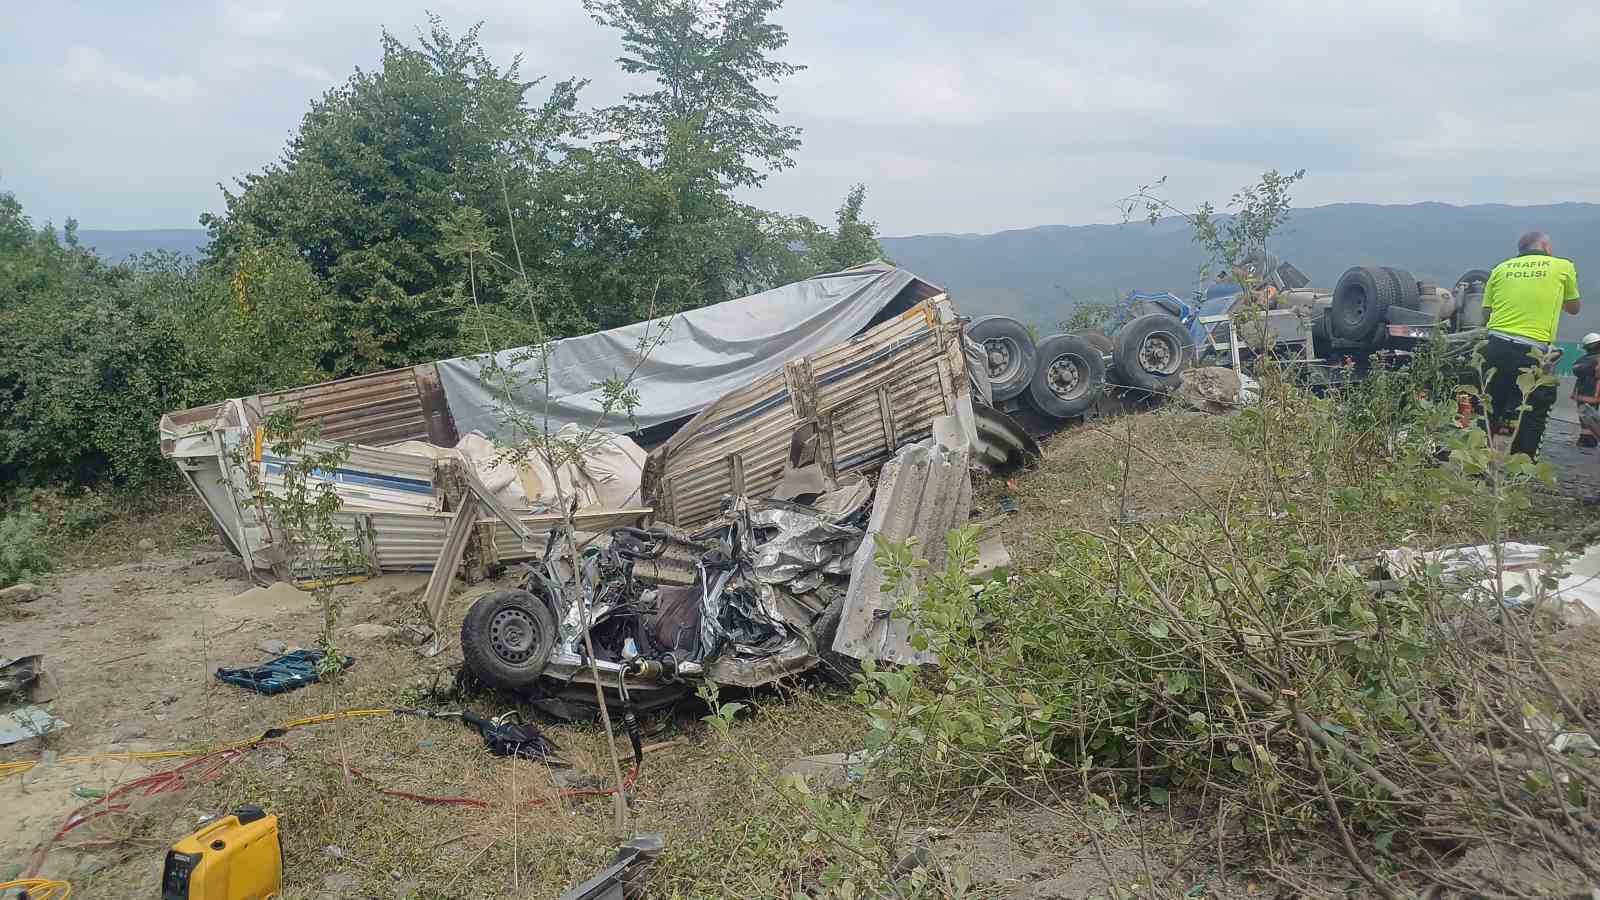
[342,623,400,642]
[214,649,352,695]
[1382,541,1600,625]
[0,706,68,746]
[0,583,41,604]
[0,655,42,702]
[556,833,664,900]
[778,750,876,791]
[1525,712,1600,757]
[1176,366,1257,414]
[996,496,1019,516]
[453,709,565,764]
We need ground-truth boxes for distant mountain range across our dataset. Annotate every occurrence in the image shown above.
[881,202,1600,339]
[72,228,208,261]
[73,201,1600,338]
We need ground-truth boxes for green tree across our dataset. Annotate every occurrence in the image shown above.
[204,18,582,373]
[584,0,803,191]
[512,0,814,329]
[801,183,885,273]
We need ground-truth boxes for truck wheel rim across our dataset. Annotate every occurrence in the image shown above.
[1342,289,1367,327]
[984,337,1021,382]
[1046,354,1086,400]
[1139,333,1183,376]
[490,608,538,664]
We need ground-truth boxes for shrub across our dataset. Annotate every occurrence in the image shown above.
[852,365,1596,895]
[0,508,50,586]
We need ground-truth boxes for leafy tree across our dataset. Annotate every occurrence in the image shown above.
[484,0,824,332]
[584,0,803,191]
[0,189,115,309]
[801,183,885,273]
[204,18,582,373]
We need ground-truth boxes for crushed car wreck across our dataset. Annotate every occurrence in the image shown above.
[458,420,986,720]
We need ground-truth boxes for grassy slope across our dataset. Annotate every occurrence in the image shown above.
[25,402,1600,898]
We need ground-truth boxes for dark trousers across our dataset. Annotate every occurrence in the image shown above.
[1481,335,1556,459]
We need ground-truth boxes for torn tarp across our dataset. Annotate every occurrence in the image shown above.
[436,263,935,437]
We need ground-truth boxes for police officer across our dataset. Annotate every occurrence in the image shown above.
[1481,231,1582,458]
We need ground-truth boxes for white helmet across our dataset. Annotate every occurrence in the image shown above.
[1584,332,1600,348]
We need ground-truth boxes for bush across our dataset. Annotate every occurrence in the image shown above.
[0,508,50,586]
[852,365,1596,894]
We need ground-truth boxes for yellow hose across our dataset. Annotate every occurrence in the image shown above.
[0,878,72,898]
[0,708,401,780]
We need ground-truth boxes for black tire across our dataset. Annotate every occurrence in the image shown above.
[1330,266,1397,344]
[1312,308,1334,360]
[967,316,1037,403]
[1076,331,1115,357]
[461,589,558,691]
[1382,266,1421,310]
[1454,269,1492,329]
[1455,269,1492,293]
[1111,313,1194,394]
[810,598,862,687]
[1025,333,1105,419]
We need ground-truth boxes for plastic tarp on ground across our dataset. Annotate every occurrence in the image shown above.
[435,263,927,438]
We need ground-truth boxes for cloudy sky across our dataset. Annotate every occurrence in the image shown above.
[5,0,1600,236]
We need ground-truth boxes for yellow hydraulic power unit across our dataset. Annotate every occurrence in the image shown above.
[161,805,283,900]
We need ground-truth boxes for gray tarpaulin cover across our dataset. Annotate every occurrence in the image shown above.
[435,263,927,437]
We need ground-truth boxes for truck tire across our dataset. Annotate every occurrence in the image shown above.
[1112,313,1194,395]
[1026,333,1105,419]
[968,316,1037,403]
[461,589,558,691]
[1330,266,1397,344]
[1455,269,1492,293]
[1454,269,1492,329]
[1075,331,1115,357]
[1382,266,1422,310]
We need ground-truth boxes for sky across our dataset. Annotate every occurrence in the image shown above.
[5,0,1600,237]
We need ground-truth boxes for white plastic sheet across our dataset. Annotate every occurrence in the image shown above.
[435,263,926,436]
[1383,541,1600,626]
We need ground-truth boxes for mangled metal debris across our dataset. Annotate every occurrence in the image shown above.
[556,833,664,900]
[1381,541,1600,626]
[455,411,1009,719]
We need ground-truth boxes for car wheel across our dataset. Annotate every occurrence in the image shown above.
[461,589,559,691]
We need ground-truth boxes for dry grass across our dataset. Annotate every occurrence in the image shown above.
[27,404,1600,898]
[983,408,1245,560]
[56,635,868,899]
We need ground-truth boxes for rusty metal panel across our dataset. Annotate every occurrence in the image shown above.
[646,296,965,529]
[413,363,460,447]
[258,368,431,446]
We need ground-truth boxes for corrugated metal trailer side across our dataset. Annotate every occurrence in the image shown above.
[645,295,975,528]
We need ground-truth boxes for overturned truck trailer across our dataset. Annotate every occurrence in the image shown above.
[158,263,1037,583]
